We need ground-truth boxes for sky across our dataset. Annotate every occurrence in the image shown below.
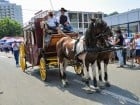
[9,0,140,23]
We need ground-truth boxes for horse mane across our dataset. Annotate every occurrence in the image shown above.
[84,18,110,49]
[85,18,97,48]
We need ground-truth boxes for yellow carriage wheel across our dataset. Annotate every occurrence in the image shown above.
[74,64,83,75]
[39,57,47,81]
[20,57,26,72]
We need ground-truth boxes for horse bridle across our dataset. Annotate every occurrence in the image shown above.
[96,26,110,39]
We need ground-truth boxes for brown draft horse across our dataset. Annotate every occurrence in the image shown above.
[56,18,112,92]
[96,32,113,88]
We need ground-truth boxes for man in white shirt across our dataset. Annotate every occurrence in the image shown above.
[46,11,59,32]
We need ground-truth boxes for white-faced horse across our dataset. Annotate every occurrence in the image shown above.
[56,18,112,92]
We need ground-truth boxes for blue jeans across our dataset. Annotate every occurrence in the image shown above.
[116,49,124,66]
[63,24,73,32]
[13,50,19,65]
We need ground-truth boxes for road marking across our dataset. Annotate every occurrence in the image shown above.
[73,79,140,105]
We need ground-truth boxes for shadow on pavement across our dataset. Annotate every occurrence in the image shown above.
[24,67,140,105]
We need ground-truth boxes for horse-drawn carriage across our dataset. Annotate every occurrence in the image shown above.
[19,17,83,81]
[20,13,114,92]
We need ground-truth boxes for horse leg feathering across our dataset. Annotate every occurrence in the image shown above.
[97,60,105,88]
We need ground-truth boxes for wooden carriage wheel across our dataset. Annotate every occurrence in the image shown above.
[19,43,26,72]
[39,57,47,81]
[74,63,83,75]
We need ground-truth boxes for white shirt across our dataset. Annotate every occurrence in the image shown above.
[12,42,19,51]
[46,16,57,27]
[135,38,140,49]
[124,38,130,48]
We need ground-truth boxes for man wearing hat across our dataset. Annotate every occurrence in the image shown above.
[59,7,73,32]
[113,26,124,67]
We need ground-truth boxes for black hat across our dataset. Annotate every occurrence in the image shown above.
[60,7,67,12]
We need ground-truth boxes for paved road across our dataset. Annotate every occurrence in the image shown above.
[0,52,140,105]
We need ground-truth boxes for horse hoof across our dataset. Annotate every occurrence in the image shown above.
[65,81,69,86]
[86,89,94,94]
[83,86,94,94]
[62,83,68,88]
[81,77,90,82]
[95,87,101,93]
[98,81,105,89]
[62,80,68,88]
[105,82,111,87]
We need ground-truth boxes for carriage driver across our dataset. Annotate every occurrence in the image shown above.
[45,11,59,33]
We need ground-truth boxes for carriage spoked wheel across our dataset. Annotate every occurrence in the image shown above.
[74,63,83,75]
[20,57,26,72]
[39,57,47,81]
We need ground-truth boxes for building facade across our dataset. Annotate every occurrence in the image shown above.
[68,11,103,35]
[0,0,23,25]
[103,8,140,37]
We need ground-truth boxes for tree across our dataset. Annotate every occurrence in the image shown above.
[0,18,23,38]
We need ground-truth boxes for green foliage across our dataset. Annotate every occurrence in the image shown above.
[0,18,23,38]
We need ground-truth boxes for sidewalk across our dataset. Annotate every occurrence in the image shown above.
[109,59,140,70]
[0,51,13,58]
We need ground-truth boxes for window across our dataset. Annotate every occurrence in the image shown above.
[94,14,98,18]
[78,13,82,22]
[84,14,88,22]
[71,23,78,28]
[88,14,92,21]
[84,23,88,28]
[79,23,83,28]
[69,13,77,22]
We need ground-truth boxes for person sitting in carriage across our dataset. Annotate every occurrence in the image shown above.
[45,11,59,33]
[58,7,73,32]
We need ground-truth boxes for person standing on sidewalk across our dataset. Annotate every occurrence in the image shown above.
[113,27,124,67]
[12,41,19,67]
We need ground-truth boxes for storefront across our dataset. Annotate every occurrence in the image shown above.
[103,8,140,37]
